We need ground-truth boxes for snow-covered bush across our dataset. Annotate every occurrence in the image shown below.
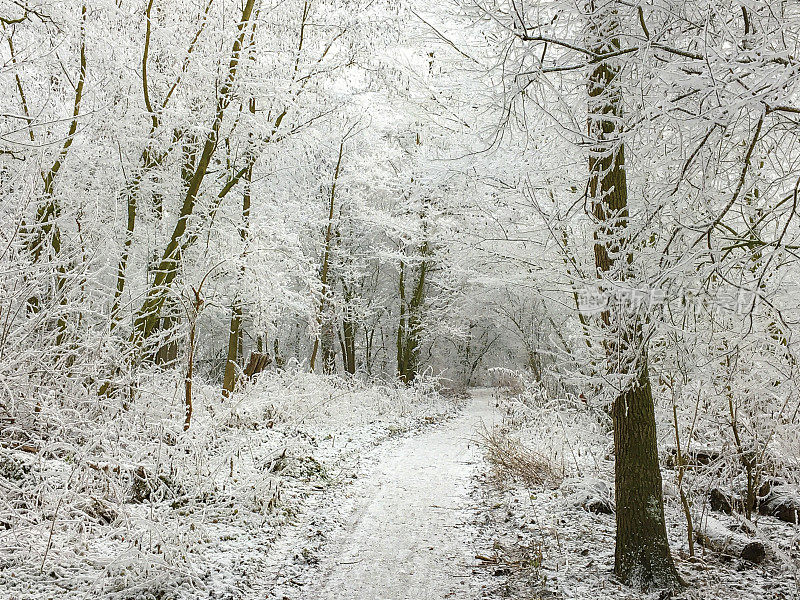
[0,369,453,598]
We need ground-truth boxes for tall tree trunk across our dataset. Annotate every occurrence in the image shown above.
[611,358,678,588]
[21,5,86,322]
[340,306,357,375]
[336,279,358,375]
[396,246,428,384]
[396,260,412,382]
[111,0,157,328]
[364,327,375,375]
[586,1,678,590]
[222,98,255,398]
[111,0,214,327]
[310,138,345,372]
[131,0,256,350]
[321,322,337,374]
[222,306,243,397]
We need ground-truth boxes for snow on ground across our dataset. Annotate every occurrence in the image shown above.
[251,387,501,600]
[0,371,459,599]
[478,483,799,599]
[480,386,800,600]
[5,378,797,600]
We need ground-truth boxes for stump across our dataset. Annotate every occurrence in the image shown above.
[243,352,272,379]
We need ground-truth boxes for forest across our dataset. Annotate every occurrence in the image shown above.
[1,0,799,598]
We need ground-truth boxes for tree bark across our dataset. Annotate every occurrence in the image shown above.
[131,0,256,350]
[396,247,428,384]
[340,304,357,375]
[611,360,678,587]
[222,303,243,397]
[111,0,213,327]
[222,94,256,398]
[110,0,157,328]
[586,0,679,590]
[310,137,345,372]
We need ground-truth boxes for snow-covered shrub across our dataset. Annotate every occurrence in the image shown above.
[0,367,453,598]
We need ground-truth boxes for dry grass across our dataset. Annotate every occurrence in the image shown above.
[492,372,526,397]
[481,427,562,489]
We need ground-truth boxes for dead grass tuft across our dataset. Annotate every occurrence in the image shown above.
[481,427,562,489]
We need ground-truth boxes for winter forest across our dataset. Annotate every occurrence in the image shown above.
[1,0,800,598]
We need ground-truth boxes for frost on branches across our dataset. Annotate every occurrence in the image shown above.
[1,0,800,598]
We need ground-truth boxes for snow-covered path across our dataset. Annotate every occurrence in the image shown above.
[258,389,498,600]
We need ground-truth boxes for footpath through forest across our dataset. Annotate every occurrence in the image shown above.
[253,389,499,600]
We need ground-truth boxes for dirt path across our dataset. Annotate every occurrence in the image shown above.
[255,389,498,600]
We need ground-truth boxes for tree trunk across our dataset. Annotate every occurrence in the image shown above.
[321,321,337,374]
[222,304,243,397]
[396,243,429,384]
[131,0,256,350]
[310,137,345,372]
[396,260,413,382]
[341,315,357,375]
[222,94,256,399]
[612,360,678,587]
[586,0,678,589]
